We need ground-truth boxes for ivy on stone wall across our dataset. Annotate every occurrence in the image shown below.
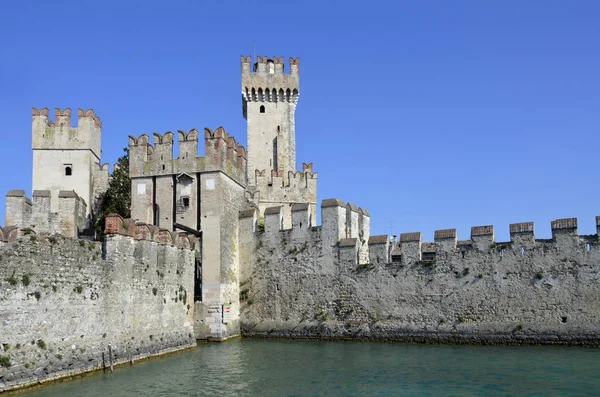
[94,148,131,240]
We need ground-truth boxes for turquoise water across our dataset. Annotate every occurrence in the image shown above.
[21,339,600,396]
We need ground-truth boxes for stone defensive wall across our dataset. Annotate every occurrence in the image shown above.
[32,108,102,158]
[248,163,318,226]
[0,215,196,393]
[128,126,247,185]
[252,163,317,197]
[239,213,600,345]
[5,190,87,238]
[238,198,371,284]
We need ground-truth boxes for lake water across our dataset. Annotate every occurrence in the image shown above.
[20,339,600,396]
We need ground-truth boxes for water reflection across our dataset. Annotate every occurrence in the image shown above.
[22,339,600,397]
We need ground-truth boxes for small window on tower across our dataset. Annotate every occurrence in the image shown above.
[182,197,190,207]
[64,164,72,176]
[260,105,265,113]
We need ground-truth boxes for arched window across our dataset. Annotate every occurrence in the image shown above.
[260,105,265,113]
[64,165,72,176]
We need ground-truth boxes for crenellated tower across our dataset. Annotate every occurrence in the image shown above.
[241,56,316,227]
[31,108,108,227]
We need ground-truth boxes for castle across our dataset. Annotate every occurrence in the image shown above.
[3,56,324,342]
[1,55,600,392]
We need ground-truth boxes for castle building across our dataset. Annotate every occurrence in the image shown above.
[3,56,352,341]
[125,56,317,339]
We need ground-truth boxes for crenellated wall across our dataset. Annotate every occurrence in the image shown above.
[129,127,247,229]
[5,190,87,238]
[32,108,102,157]
[250,162,318,229]
[238,198,371,291]
[0,216,196,393]
[128,127,246,183]
[239,213,600,345]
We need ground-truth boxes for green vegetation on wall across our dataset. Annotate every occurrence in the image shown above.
[94,148,131,239]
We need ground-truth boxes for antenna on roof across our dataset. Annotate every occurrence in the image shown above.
[387,220,397,242]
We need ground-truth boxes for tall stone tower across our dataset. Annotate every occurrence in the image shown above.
[241,56,317,228]
[242,56,299,184]
[31,108,108,225]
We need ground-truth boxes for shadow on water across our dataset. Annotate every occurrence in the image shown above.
[17,339,600,397]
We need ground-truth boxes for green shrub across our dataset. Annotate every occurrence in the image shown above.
[37,340,46,349]
[22,274,31,286]
[15,343,21,349]
[0,355,11,368]
[74,285,83,294]
[34,291,41,300]
[3,344,9,351]
[257,217,265,232]
[6,271,18,286]
[56,354,62,360]
[152,287,158,296]
[478,274,484,279]
[536,272,543,280]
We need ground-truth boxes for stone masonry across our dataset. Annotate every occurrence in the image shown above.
[239,205,600,345]
[0,217,196,392]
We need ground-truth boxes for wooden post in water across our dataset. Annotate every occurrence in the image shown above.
[108,344,114,372]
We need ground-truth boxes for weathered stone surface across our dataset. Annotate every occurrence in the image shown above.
[0,234,195,392]
[239,214,600,346]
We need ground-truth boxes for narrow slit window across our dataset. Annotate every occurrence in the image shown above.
[521,247,525,256]
[272,138,278,172]
[586,243,591,252]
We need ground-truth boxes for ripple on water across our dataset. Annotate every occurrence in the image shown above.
[19,340,600,397]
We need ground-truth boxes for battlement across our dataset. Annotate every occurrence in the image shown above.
[4,189,88,238]
[241,55,300,75]
[253,163,317,191]
[250,162,317,228]
[383,216,600,264]
[128,126,247,185]
[240,212,600,269]
[241,56,300,104]
[104,214,195,250]
[32,107,102,159]
[239,198,370,263]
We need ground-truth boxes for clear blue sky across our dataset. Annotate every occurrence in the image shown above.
[1,1,598,241]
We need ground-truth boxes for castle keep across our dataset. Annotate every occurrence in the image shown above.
[1,55,600,392]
